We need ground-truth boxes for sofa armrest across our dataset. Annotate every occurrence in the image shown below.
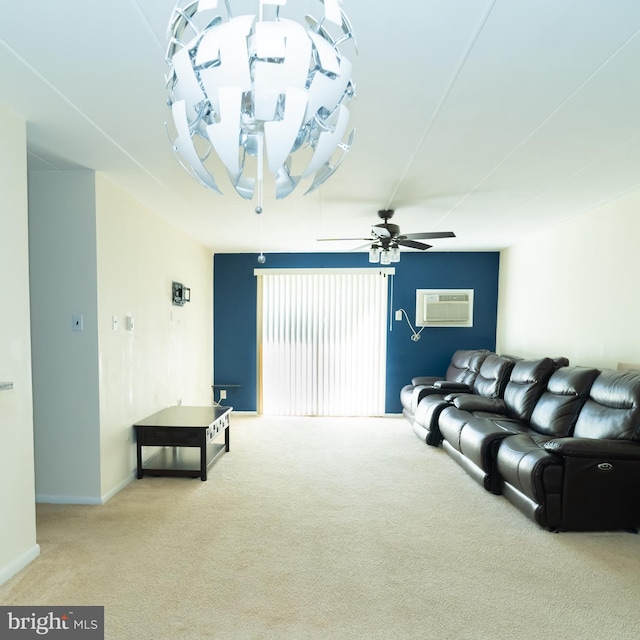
[433,381,471,391]
[542,437,640,460]
[411,376,440,386]
[415,386,447,403]
[452,396,506,413]
[542,436,640,530]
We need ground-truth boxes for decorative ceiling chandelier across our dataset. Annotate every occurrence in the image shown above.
[165,0,357,213]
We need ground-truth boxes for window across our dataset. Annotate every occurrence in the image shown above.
[255,269,392,416]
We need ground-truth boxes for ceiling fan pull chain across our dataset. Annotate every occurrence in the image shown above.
[256,130,266,263]
[255,132,264,215]
[257,203,266,264]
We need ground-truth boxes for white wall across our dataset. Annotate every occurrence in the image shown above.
[497,187,640,369]
[29,171,102,503]
[95,175,213,499]
[0,107,39,584]
[28,171,214,504]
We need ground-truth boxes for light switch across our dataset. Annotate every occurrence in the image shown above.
[72,314,84,332]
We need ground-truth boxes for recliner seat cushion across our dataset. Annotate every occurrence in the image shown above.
[497,434,562,498]
[459,417,526,468]
[414,393,446,422]
[438,406,473,452]
[496,433,563,529]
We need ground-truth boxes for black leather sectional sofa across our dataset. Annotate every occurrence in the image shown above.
[401,349,640,532]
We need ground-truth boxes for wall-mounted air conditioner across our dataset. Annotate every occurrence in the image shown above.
[415,289,474,327]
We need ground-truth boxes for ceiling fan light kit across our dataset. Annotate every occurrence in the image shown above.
[369,243,400,264]
[165,0,357,212]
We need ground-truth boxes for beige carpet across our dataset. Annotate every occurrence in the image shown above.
[2,414,640,639]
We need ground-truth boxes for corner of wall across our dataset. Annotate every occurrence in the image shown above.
[0,106,38,584]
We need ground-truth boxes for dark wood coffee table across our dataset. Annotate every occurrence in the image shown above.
[134,406,231,481]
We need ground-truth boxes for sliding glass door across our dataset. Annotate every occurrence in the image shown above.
[256,269,391,416]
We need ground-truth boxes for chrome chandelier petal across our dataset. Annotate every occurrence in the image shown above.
[165,0,357,203]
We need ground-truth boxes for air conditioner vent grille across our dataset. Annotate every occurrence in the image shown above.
[436,294,469,302]
[415,289,474,328]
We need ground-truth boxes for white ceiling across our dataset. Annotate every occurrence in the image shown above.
[2,0,640,254]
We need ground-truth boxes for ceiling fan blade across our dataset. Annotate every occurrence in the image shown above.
[316,237,372,242]
[401,231,456,240]
[397,239,432,250]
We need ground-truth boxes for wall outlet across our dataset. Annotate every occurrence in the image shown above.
[395,309,402,321]
[219,389,227,400]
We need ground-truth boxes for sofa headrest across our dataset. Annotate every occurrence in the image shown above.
[449,349,484,368]
[589,369,640,408]
[446,349,491,385]
[573,369,640,440]
[508,357,555,384]
[503,357,556,421]
[472,354,517,398]
[469,350,491,371]
[546,366,600,396]
[553,357,570,369]
[530,366,600,437]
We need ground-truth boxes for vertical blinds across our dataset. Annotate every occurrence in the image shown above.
[256,269,391,416]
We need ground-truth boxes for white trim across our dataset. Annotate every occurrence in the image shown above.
[254,267,395,276]
[101,473,135,504]
[36,494,104,505]
[0,544,41,587]
[258,269,389,416]
[256,274,264,415]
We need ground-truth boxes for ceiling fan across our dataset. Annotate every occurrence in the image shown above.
[317,210,455,259]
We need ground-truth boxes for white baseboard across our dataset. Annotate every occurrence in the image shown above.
[35,494,103,505]
[36,472,138,506]
[0,544,40,587]
[101,472,135,504]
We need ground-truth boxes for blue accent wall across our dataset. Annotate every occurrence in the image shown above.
[214,251,499,413]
